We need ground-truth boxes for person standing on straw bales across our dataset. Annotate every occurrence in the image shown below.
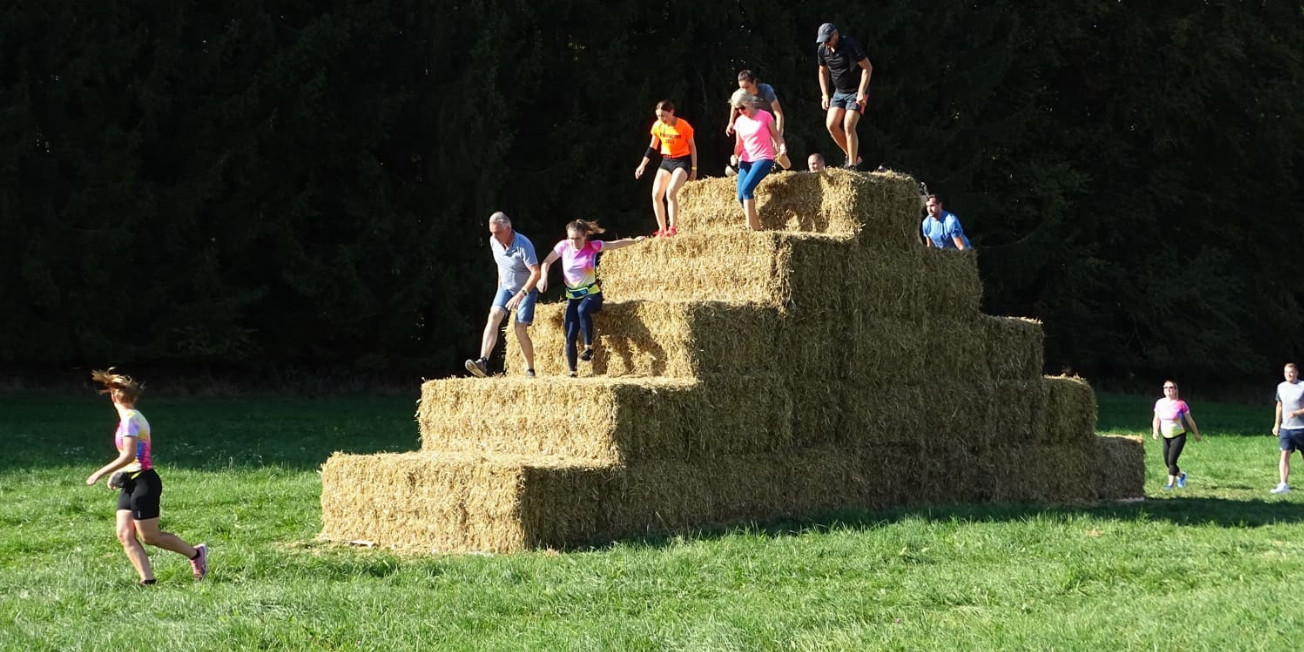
[1270,362,1304,494]
[727,70,791,170]
[808,153,827,172]
[84,369,209,585]
[634,100,698,237]
[537,220,646,377]
[466,211,541,378]
[816,22,873,170]
[729,89,787,231]
[921,194,971,250]
[1152,380,1202,490]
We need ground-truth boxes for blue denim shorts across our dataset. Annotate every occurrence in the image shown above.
[830,91,864,113]
[492,287,538,325]
[1280,428,1304,452]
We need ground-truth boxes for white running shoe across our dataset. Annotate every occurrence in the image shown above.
[1271,483,1290,495]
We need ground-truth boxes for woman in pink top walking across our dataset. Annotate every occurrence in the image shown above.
[1152,379,1202,490]
[537,220,646,376]
[729,89,787,231]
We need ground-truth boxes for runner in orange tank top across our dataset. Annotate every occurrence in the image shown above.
[634,100,698,237]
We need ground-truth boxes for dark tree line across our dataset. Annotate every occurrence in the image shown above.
[2,0,1301,385]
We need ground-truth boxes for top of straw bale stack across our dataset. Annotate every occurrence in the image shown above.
[675,169,922,249]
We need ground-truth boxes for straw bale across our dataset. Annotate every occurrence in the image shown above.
[1044,375,1098,444]
[597,230,795,306]
[675,170,922,249]
[842,248,926,317]
[979,441,1096,504]
[916,441,989,504]
[320,451,616,553]
[1093,435,1145,500]
[508,300,782,378]
[849,316,989,384]
[979,315,1045,380]
[417,375,801,463]
[916,248,983,317]
[988,379,1049,445]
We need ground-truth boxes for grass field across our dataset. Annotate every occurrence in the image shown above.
[4,389,1304,650]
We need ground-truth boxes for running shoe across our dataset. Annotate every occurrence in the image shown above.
[1163,484,1173,491]
[465,358,488,378]
[653,229,665,238]
[191,543,209,581]
[524,369,536,378]
[666,226,678,237]
[580,347,594,362]
[1272,483,1290,494]
[1177,472,1187,488]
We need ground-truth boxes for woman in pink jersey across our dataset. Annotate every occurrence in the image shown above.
[729,89,787,231]
[1152,379,1202,490]
[537,220,645,376]
[85,369,209,585]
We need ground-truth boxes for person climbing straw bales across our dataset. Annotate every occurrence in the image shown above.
[816,22,873,170]
[729,89,787,231]
[921,194,971,250]
[537,220,646,377]
[727,70,790,170]
[634,100,698,237]
[465,211,541,378]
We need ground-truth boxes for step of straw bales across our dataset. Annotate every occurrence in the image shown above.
[675,169,922,247]
[1094,435,1145,500]
[415,376,795,464]
[320,451,616,554]
[594,233,981,317]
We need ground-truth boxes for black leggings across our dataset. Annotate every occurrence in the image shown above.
[564,293,603,372]
[1162,433,1187,476]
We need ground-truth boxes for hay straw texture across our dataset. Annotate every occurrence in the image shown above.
[321,168,1144,553]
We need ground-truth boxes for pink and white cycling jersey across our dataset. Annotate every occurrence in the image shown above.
[114,409,153,472]
[1153,398,1190,438]
[553,239,605,289]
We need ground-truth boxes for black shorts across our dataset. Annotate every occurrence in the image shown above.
[116,469,163,520]
[659,156,692,174]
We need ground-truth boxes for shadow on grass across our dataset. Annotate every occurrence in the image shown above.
[584,497,1304,553]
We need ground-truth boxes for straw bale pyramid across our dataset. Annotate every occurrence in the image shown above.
[321,170,1144,553]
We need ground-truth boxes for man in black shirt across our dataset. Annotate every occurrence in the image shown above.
[816,22,874,169]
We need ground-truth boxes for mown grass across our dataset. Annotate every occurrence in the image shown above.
[3,390,1303,650]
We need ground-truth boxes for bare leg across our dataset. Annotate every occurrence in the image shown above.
[825,106,849,159]
[742,198,761,231]
[514,320,534,372]
[843,110,863,167]
[479,307,508,360]
[1282,450,1293,485]
[665,168,690,230]
[134,517,197,558]
[650,169,671,232]
[116,511,154,581]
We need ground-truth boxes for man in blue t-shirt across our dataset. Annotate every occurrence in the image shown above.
[816,22,873,170]
[920,194,971,250]
[465,211,541,378]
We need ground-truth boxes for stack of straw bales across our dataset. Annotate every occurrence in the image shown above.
[321,169,1145,553]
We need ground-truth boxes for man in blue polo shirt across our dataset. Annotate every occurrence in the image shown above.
[465,211,541,378]
[920,194,971,250]
[816,22,874,170]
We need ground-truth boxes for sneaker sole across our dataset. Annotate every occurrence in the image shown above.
[465,360,488,378]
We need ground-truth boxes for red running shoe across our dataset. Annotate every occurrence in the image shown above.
[666,226,678,236]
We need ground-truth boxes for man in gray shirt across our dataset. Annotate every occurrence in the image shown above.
[465,211,541,378]
[1271,362,1304,493]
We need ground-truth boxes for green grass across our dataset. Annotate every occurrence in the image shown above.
[4,390,1304,650]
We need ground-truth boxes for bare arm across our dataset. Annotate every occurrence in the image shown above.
[818,64,831,110]
[1184,413,1201,441]
[688,136,698,181]
[856,58,873,109]
[507,264,541,310]
[601,237,647,252]
[86,437,138,486]
[1274,401,1283,436]
[536,251,560,292]
[635,135,659,179]
[767,118,786,159]
[953,235,968,250]
[1152,414,1161,440]
[770,98,785,135]
[725,106,738,135]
